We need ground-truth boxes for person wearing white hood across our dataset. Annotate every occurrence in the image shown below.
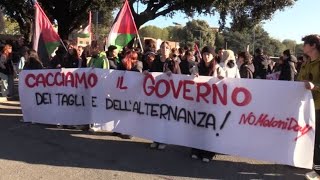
[220,50,241,78]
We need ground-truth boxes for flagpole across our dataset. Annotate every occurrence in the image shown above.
[126,0,144,53]
[89,11,92,44]
[32,0,37,51]
[59,39,68,52]
[31,0,36,6]
[136,34,144,53]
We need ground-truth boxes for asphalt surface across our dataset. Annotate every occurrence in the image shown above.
[0,99,308,180]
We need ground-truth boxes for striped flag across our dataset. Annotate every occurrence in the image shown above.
[106,0,139,51]
[32,2,62,66]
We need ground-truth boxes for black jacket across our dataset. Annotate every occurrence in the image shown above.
[253,55,268,79]
[279,56,296,81]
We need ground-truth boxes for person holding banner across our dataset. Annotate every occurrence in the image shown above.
[107,45,120,70]
[179,50,198,75]
[142,39,157,72]
[298,35,320,180]
[113,50,143,139]
[149,41,181,150]
[87,41,109,69]
[143,51,156,72]
[152,41,181,74]
[191,46,224,163]
[198,46,225,78]
[87,41,110,132]
[119,50,143,73]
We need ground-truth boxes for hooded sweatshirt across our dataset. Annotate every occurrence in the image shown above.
[221,50,240,78]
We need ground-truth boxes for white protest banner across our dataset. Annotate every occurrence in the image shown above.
[266,71,281,80]
[19,68,315,169]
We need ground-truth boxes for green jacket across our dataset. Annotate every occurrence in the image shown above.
[297,58,320,110]
[87,52,109,69]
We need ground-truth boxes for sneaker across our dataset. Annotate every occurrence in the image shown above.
[120,134,132,139]
[112,132,121,136]
[202,158,210,163]
[305,171,320,180]
[150,142,158,149]
[157,143,166,150]
[56,125,64,129]
[89,127,98,132]
[191,154,198,159]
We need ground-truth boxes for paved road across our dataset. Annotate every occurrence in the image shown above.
[0,99,308,180]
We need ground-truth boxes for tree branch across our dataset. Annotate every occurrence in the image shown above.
[154,5,177,18]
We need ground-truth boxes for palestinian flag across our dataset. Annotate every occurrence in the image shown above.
[106,0,139,51]
[33,2,61,66]
[77,11,92,38]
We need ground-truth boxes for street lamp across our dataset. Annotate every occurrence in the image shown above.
[137,1,139,14]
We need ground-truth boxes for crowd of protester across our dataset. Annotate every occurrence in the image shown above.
[1,34,320,179]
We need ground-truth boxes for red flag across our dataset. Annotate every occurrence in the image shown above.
[33,2,62,66]
[106,0,139,51]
